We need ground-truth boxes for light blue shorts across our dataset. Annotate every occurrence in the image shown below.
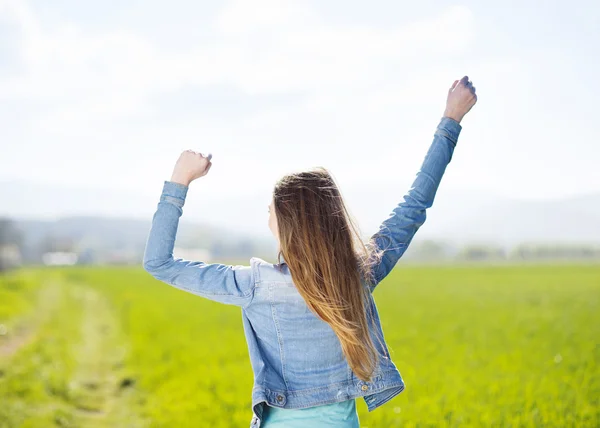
[259,398,360,427]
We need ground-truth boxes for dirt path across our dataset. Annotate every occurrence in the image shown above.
[1,278,149,427]
[67,284,149,427]
[0,281,62,358]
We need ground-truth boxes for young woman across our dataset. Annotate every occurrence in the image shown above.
[143,76,477,427]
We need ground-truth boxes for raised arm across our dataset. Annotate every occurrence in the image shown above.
[142,151,256,307]
[367,76,477,290]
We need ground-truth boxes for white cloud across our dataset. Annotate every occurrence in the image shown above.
[215,0,316,33]
[0,1,476,109]
[6,0,571,201]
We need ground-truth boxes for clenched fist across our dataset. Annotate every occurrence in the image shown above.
[170,150,213,186]
[443,75,477,123]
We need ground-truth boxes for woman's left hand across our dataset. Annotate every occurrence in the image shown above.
[170,150,213,186]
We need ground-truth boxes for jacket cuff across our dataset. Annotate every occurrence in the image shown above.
[435,116,462,146]
[161,180,189,208]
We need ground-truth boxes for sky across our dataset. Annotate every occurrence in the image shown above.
[0,0,599,232]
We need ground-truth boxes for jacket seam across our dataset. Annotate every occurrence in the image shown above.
[252,379,405,408]
[241,284,256,309]
[161,276,246,304]
[172,272,254,300]
[162,195,184,208]
[256,368,399,395]
[174,286,248,297]
[434,127,457,146]
[250,257,263,284]
[241,260,258,309]
[269,286,289,389]
[366,383,406,411]
[242,258,262,309]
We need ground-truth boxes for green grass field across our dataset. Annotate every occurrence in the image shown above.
[0,263,598,427]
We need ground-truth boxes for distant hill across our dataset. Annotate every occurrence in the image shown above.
[419,190,600,247]
[1,180,599,263]
[10,214,277,264]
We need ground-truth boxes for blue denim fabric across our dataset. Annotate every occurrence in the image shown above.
[143,116,462,427]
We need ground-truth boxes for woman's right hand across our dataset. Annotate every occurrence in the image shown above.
[443,75,477,123]
[170,150,213,186]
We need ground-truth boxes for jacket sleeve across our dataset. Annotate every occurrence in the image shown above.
[367,116,462,291]
[142,180,255,307]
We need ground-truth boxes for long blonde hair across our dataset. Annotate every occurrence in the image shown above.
[273,166,385,382]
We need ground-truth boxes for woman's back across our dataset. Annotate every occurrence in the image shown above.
[244,256,403,427]
[244,261,357,391]
[244,259,373,426]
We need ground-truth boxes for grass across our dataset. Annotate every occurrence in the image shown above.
[0,263,598,427]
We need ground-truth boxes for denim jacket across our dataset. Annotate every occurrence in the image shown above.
[143,116,462,427]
